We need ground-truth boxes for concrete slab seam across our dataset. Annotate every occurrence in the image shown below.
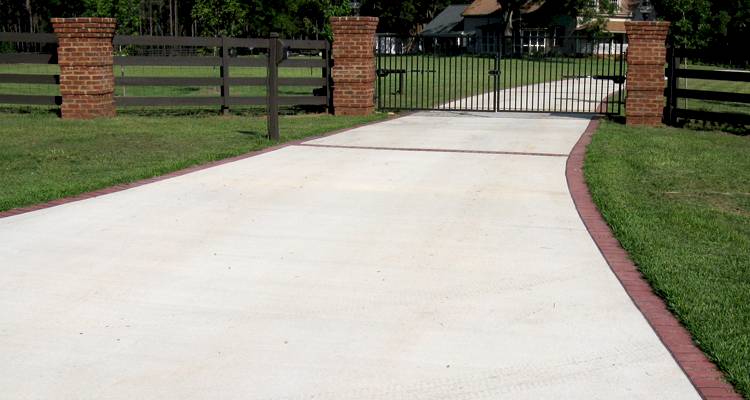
[296,143,569,158]
[565,118,742,400]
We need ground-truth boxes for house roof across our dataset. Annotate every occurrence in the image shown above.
[421,4,470,36]
[462,0,502,16]
[462,0,546,17]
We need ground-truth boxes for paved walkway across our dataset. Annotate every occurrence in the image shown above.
[442,77,620,112]
[0,113,699,399]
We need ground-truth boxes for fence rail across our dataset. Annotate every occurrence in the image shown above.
[111,34,331,116]
[0,32,332,125]
[0,32,60,106]
[665,46,750,126]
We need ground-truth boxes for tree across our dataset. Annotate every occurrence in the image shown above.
[360,0,611,36]
[84,0,141,34]
[360,0,457,35]
[191,0,248,36]
[652,0,712,48]
[653,0,750,62]
[298,0,351,40]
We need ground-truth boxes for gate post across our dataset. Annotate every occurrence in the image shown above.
[267,33,281,141]
[51,17,116,119]
[330,16,379,116]
[624,21,670,126]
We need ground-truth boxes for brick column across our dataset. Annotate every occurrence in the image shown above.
[625,21,670,126]
[330,16,378,116]
[52,17,116,119]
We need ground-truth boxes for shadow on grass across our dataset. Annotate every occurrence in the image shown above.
[607,115,626,124]
[605,112,748,136]
[0,105,59,116]
[236,130,266,138]
[679,119,749,136]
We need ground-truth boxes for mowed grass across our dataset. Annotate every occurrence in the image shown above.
[585,121,750,397]
[376,54,624,109]
[0,110,387,212]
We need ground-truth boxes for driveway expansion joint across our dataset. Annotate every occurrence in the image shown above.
[297,143,569,158]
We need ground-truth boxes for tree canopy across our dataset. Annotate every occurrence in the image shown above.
[1,0,748,57]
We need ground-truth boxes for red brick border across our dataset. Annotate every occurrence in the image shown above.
[566,117,742,400]
[0,114,403,220]
[2,112,742,400]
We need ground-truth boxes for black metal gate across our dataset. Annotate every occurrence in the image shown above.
[376,32,625,114]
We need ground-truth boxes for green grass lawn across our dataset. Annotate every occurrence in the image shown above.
[585,120,750,398]
[0,110,386,212]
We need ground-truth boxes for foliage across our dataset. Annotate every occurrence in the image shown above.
[654,0,750,64]
[360,0,459,35]
[84,0,141,34]
[0,0,748,58]
[191,0,249,37]
[653,0,713,48]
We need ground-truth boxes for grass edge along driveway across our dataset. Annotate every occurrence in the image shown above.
[0,111,387,213]
[584,120,750,399]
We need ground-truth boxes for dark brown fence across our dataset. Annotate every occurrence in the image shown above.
[0,32,332,127]
[666,47,750,126]
[0,32,60,106]
[111,34,331,114]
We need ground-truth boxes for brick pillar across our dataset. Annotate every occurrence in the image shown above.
[625,21,670,126]
[52,17,116,119]
[330,16,378,116]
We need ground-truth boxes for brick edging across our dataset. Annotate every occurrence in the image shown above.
[0,113,405,220]
[565,118,742,400]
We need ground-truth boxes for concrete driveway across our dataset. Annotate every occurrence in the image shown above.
[0,112,699,399]
[442,78,620,112]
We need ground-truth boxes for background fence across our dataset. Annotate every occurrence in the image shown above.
[0,32,332,116]
[0,32,60,107]
[665,46,750,126]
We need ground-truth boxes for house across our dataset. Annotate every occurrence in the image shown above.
[419,4,472,51]
[421,0,639,54]
[461,0,569,53]
[575,0,640,37]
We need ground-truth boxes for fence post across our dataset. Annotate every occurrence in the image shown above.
[267,33,280,141]
[324,41,334,114]
[665,40,680,125]
[330,16,379,115]
[624,21,671,126]
[220,35,229,115]
[51,17,116,119]
[493,48,500,112]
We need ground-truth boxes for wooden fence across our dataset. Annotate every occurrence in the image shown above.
[0,32,332,136]
[0,32,61,106]
[665,47,750,126]
[111,34,331,112]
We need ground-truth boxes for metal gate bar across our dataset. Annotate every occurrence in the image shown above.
[375,33,625,114]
